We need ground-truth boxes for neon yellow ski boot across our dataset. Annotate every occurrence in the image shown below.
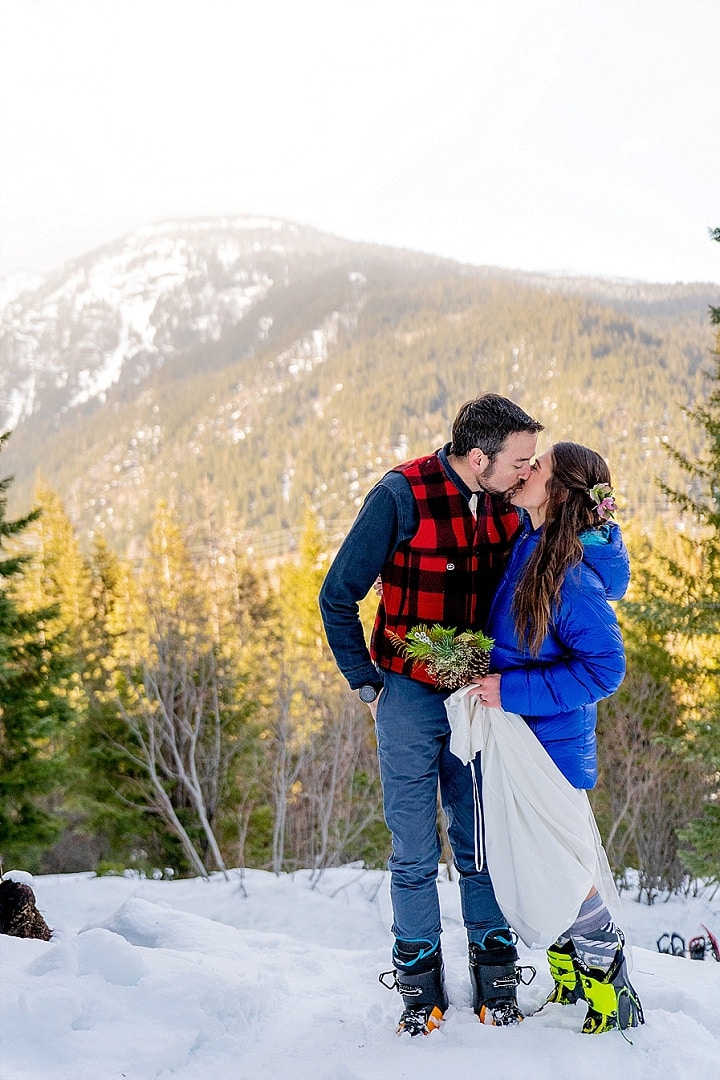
[546,941,585,1006]
[576,937,644,1034]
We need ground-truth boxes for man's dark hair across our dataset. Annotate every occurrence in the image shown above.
[450,394,544,461]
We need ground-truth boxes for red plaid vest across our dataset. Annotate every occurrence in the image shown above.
[370,452,521,685]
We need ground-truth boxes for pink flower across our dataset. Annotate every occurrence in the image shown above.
[596,496,617,521]
[587,482,618,521]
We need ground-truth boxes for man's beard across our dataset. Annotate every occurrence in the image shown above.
[478,463,524,499]
[505,479,526,500]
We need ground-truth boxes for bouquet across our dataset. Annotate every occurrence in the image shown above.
[387,623,494,690]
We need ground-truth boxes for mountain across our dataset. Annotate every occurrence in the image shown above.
[0,216,715,559]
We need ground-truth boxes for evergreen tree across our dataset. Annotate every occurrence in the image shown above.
[624,228,720,884]
[0,436,73,869]
[595,524,708,899]
[672,229,720,882]
[70,536,161,870]
[16,481,98,871]
[189,507,281,870]
[263,510,385,873]
[93,502,261,876]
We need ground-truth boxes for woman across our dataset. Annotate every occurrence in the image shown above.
[469,441,644,1035]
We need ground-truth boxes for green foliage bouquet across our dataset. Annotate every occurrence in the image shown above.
[387,623,494,690]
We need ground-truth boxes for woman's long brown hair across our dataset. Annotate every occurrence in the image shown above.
[512,441,612,656]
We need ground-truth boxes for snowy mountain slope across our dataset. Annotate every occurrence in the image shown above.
[0,218,714,557]
[0,217,359,432]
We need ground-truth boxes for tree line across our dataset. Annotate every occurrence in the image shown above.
[0,479,386,880]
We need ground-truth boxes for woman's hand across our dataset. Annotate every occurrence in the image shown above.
[466,674,502,708]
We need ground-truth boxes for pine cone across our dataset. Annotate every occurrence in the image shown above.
[0,880,52,941]
[431,645,491,689]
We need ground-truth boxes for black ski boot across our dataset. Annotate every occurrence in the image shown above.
[468,929,535,1026]
[379,939,449,1036]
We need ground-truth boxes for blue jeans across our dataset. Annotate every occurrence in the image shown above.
[375,670,508,945]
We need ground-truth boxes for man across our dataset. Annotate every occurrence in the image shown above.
[319,394,544,1035]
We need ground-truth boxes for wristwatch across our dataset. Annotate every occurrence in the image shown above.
[358,683,382,703]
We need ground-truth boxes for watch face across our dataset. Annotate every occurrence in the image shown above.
[359,684,378,703]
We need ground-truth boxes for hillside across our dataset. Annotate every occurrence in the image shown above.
[0,217,715,559]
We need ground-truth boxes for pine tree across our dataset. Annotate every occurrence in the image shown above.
[672,228,720,882]
[595,523,708,898]
[93,502,261,876]
[70,536,161,870]
[0,436,73,869]
[263,509,385,873]
[189,507,280,870]
[13,480,99,870]
[624,228,720,884]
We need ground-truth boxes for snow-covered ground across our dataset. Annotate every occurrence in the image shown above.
[1,866,719,1079]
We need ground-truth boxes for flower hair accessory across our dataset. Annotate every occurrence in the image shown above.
[588,482,617,521]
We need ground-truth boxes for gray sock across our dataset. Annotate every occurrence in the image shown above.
[567,893,620,972]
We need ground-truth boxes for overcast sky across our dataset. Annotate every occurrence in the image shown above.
[1,0,718,283]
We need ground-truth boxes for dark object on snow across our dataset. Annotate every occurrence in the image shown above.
[657,926,720,962]
[0,879,52,940]
[688,935,707,960]
[689,926,720,962]
[657,932,686,956]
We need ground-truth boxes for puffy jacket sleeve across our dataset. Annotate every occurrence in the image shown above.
[498,566,626,717]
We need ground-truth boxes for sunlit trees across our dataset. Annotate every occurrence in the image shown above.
[672,230,720,882]
[0,438,73,868]
[616,228,720,887]
[16,481,99,871]
[101,502,258,876]
[595,531,708,900]
[71,535,158,869]
[262,510,385,874]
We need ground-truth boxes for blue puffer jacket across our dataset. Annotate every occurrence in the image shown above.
[486,517,629,789]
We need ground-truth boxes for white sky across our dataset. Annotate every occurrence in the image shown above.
[1,0,718,283]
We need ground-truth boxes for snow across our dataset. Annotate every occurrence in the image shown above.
[0,271,44,311]
[1,866,719,1080]
[0,225,279,431]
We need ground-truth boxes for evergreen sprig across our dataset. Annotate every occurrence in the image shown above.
[387,623,494,690]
